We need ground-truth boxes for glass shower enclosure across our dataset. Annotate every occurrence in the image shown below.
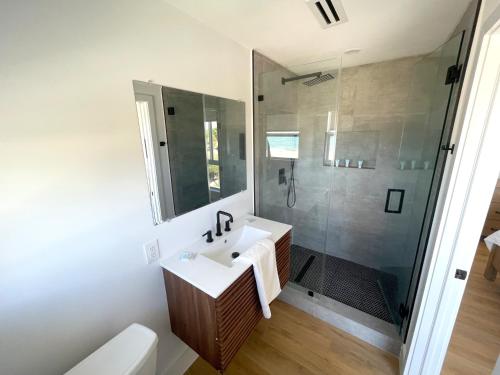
[253,30,465,339]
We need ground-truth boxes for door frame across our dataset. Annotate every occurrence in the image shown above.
[133,80,176,222]
[402,5,500,374]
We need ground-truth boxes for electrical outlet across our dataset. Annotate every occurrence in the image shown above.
[143,239,160,264]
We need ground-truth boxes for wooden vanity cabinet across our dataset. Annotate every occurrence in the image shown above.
[163,230,291,372]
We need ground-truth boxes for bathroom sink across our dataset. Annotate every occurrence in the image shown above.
[200,225,272,267]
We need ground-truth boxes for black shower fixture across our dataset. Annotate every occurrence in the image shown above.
[282,72,336,86]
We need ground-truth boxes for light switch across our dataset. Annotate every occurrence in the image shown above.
[143,239,160,264]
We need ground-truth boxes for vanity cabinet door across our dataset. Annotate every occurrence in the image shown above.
[163,271,219,368]
[215,267,262,369]
[215,230,291,370]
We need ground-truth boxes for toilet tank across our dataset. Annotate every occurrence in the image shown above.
[65,323,158,375]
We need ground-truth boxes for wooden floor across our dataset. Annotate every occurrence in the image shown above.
[442,242,500,374]
[185,299,398,375]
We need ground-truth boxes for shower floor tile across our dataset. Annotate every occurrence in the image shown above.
[290,245,395,323]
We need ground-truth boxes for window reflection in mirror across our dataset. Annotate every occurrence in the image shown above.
[133,81,246,224]
[205,120,220,192]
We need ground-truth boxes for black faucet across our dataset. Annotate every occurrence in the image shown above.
[202,230,213,243]
[216,211,233,236]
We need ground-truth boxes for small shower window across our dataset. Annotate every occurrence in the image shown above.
[266,131,300,159]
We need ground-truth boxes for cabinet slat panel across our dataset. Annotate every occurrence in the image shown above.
[215,231,291,370]
[215,266,262,370]
[220,308,262,368]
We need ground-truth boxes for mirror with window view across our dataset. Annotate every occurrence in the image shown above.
[133,81,246,224]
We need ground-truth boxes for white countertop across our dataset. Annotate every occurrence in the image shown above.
[159,215,292,299]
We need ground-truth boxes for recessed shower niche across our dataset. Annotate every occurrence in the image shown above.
[333,130,379,169]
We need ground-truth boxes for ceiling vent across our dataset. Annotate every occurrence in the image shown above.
[306,0,347,28]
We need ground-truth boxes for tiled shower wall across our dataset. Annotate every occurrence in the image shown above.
[329,56,440,273]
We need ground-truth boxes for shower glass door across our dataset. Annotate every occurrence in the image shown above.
[253,51,340,296]
[323,32,465,332]
[398,31,465,339]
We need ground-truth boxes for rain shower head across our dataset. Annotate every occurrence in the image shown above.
[281,72,336,86]
[303,72,336,86]
[282,72,321,85]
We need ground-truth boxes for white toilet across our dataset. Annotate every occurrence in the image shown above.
[65,323,158,375]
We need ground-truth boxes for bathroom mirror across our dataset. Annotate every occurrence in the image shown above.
[133,81,246,224]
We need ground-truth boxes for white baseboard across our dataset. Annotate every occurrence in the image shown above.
[161,347,198,375]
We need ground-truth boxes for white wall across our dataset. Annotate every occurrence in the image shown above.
[0,1,252,374]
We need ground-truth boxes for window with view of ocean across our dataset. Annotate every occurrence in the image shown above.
[266,131,300,159]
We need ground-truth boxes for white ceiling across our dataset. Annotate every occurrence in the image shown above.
[164,0,472,68]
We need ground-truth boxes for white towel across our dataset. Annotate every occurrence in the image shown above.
[485,230,500,251]
[235,238,281,318]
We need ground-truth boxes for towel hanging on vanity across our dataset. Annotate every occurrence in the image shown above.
[234,238,281,318]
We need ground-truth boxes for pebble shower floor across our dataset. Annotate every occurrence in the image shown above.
[290,245,395,323]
